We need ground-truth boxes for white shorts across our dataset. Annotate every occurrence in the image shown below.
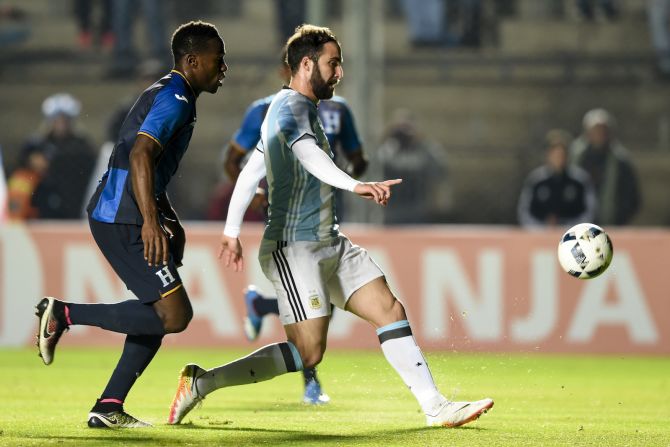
[258,234,385,325]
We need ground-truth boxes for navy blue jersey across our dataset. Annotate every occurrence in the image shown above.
[88,70,197,224]
[231,94,361,157]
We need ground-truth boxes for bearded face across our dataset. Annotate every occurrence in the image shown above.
[310,61,336,100]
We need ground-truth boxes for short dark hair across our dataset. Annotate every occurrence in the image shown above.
[171,21,222,64]
[285,24,340,74]
[280,45,289,67]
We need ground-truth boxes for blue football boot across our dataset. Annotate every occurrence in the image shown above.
[303,378,330,405]
[243,285,263,341]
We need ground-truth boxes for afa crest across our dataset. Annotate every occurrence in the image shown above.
[309,295,322,309]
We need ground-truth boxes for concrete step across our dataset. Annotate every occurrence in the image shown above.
[500,19,652,54]
[515,0,648,20]
[633,153,670,224]
[382,83,670,150]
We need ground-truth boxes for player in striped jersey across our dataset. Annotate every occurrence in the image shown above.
[169,24,493,428]
[221,49,369,405]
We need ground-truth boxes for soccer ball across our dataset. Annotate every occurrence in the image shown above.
[557,223,613,279]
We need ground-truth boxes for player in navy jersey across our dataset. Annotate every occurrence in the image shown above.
[221,49,368,404]
[34,21,227,428]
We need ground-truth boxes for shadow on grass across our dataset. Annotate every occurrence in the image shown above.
[28,435,161,443]
[26,422,489,445]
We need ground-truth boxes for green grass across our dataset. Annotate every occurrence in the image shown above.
[0,348,668,446]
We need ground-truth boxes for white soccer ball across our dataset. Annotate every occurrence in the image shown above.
[557,223,613,279]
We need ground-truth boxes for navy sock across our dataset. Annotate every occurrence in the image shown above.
[91,398,122,413]
[100,334,163,403]
[254,296,279,317]
[302,366,319,386]
[68,300,165,336]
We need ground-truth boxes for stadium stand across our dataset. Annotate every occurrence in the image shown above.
[1,0,669,224]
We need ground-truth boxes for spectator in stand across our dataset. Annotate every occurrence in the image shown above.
[401,0,449,47]
[458,0,483,48]
[517,129,597,229]
[570,108,641,225]
[73,0,114,50]
[0,3,29,46]
[6,145,49,220]
[0,145,7,222]
[275,0,305,46]
[106,0,169,78]
[576,0,618,21]
[647,0,670,79]
[376,109,451,224]
[400,0,482,48]
[23,93,97,219]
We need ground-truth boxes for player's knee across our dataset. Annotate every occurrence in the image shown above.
[163,318,188,334]
[156,296,193,333]
[161,311,192,334]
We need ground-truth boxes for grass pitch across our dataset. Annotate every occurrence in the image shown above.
[0,348,668,446]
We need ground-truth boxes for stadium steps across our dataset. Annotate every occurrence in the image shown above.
[499,19,651,55]
[382,83,670,151]
[2,0,670,223]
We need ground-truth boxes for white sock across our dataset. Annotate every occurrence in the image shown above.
[378,320,447,416]
[196,342,302,397]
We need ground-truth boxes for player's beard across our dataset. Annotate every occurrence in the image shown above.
[311,65,336,100]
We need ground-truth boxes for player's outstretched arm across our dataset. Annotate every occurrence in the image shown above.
[292,136,402,206]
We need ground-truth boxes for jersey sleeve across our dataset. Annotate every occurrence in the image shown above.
[337,101,362,153]
[138,87,191,148]
[232,102,267,151]
[278,95,319,148]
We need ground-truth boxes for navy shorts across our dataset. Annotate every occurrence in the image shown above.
[89,217,183,304]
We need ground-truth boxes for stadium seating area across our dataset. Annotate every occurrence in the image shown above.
[2,0,669,224]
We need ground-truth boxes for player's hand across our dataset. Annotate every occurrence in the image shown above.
[353,179,402,206]
[163,218,185,267]
[141,219,170,267]
[218,235,244,272]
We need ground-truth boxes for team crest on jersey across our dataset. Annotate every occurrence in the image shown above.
[309,295,322,309]
[155,266,176,287]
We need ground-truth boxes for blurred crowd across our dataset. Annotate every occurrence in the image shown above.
[517,109,640,229]
[1,0,665,227]
[6,93,95,220]
[4,86,637,230]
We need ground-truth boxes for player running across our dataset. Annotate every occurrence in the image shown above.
[169,24,493,428]
[221,48,368,405]
[34,21,227,428]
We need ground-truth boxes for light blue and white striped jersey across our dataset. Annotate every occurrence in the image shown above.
[259,87,339,241]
